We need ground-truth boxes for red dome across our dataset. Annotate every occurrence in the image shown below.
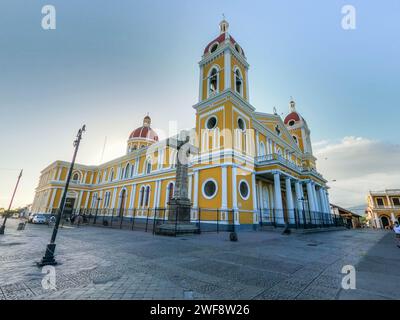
[129,126,158,141]
[284,112,301,125]
[203,34,245,57]
[129,116,158,141]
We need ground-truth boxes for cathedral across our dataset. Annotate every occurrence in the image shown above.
[32,19,333,230]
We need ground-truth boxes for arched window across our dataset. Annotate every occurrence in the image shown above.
[109,169,114,182]
[144,186,150,207]
[144,158,152,174]
[124,163,130,179]
[259,142,266,156]
[167,182,174,203]
[208,67,219,96]
[234,68,243,96]
[72,172,80,182]
[139,186,145,207]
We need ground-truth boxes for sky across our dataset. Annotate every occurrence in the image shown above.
[0,0,399,210]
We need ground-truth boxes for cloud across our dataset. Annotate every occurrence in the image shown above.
[313,136,400,209]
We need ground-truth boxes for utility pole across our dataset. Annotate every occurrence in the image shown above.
[0,169,23,235]
[37,125,86,266]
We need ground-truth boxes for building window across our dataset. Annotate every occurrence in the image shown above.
[144,186,150,207]
[124,164,130,179]
[202,179,218,199]
[208,67,219,96]
[288,120,295,126]
[139,186,145,207]
[239,180,250,200]
[72,173,80,183]
[235,44,242,55]
[292,135,298,144]
[376,198,384,207]
[206,116,217,129]
[234,68,243,96]
[259,142,266,156]
[144,159,152,174]
[393,198,400,206]
[109,169,114,182]
[104,192,111,208]
[237,117,246,131]
[209,42,219,53]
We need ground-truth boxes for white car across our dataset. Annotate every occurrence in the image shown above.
[32,214,47,224]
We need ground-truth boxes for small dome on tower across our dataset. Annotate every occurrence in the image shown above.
[129,115,158,141]
[203,19,245,57]
[284,98,304,126]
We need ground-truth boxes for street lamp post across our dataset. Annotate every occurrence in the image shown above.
[0,169,23,235]
[37,125,86,266]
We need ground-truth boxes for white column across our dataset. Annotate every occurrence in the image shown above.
[285,177,295,225]
[224,49,231,90]
[193,171,199,208]
[273,172,284,225]
[111,188,117,209]
[153,181,159,209]
[374,212,381,228]
[76,191,83,212]
[232,166,239,224]
[130,184,137,209]
[188,174,192,201]
[252,172,258,224]
[257,181,264,210]
[256,132,260,156]
[391,212,396,223]
[84,191,90,209]
[306,181,316,212]
[221,166,228,209]
[199,65,204,102]
[295,181,304,211]
[48,189,57,212]
[311,182,320,211]
[245,68,249,101]
[318,188,327,213]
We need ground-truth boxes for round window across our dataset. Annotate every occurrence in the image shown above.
[235,44,242,54]
[206,116,217,129]
[203,179,217,199]
[237,118,246,131]
[210,43,219,53]
[239,180,250,200]
[288,120,295,126]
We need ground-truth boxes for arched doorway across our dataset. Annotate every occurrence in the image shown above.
[119,189,126,217]
[381,216,390,229]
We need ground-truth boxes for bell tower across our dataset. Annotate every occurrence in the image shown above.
[198,18,250,103]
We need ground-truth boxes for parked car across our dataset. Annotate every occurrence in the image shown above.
[28,214,37,223]
[31,214,47,224]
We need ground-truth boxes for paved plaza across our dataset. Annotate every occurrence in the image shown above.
[0,219,399,300]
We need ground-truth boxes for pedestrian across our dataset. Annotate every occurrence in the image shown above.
[393,221,400,248]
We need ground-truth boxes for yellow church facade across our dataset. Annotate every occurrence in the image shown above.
[32,19,333,230]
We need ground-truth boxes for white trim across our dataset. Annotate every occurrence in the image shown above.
[202,178,218,200]
[224,49,231,90]
[193,171,199,208]
[221,166,228,209]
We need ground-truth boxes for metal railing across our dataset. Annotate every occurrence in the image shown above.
[255,153,302,172]
[258,208,346,229]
